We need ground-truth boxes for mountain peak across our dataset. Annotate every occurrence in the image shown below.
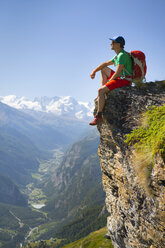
[0,95,94,120]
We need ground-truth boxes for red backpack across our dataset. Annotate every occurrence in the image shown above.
[126,50,147,85]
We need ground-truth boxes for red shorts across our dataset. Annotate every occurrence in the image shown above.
[105,69,131,91]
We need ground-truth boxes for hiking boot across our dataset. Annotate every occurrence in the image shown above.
[89,114,103,126]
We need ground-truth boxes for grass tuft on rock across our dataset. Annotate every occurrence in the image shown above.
[125,104,165,193]
[125,104,165,159]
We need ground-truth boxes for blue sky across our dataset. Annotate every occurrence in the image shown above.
[0,0,165,102]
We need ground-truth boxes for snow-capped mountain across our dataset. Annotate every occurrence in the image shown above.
[0,95,94,120]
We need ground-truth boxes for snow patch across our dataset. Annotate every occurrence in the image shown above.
[0,95,94,120]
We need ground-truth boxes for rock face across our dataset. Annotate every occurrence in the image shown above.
[95,83,165,248]
[44,130,105,222]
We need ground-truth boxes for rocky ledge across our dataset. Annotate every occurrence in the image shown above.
[95,82,165,248]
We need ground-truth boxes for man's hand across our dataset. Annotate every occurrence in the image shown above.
[90,71,96,79]
[109,64,124,81]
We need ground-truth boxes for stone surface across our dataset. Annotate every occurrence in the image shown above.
[95,83,165,248]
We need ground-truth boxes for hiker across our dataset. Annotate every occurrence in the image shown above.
[89,36,133,126]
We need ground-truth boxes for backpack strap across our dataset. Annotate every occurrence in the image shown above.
[133,57,145,79]
[122,67,133,82]
[122,52,133,81]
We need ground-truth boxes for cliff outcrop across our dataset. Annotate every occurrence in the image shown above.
[95,82,165,248]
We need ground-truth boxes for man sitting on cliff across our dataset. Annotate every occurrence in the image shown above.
[89,36,133,126]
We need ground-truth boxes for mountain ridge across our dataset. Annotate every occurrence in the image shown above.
[43,129,105,223]
[0,95,94,120]
[0,174,27,206]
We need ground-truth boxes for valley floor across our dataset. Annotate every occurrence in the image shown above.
[24,227,114,248]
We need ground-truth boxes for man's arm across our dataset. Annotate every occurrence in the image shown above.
[109,64,124,80]
[90,60,114,79]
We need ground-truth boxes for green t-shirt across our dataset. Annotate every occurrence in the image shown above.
[111,49,133,77]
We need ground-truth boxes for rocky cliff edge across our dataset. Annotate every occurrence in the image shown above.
[94,82,165,248]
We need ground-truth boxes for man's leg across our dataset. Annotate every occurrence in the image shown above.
[89,77,131,125]
[89,85,109,126]
[89,68,114,126]
[101,67,113,86]
[97,85,109,112]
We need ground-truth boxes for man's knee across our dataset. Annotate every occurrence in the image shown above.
[98,86,109,96]
[101,67,112,80]
[101,66,109,74]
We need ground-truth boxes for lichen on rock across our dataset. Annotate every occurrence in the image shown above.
[95,82,165,248]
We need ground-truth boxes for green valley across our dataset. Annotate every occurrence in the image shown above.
[24,227,114,248]
[62,227,113,248]
[0,202,47,248]
[20,130,107,246]
[0,101,107,248]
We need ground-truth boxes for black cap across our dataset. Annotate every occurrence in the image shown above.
[109,36,125,46]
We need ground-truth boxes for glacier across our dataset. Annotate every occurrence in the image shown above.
[0,95,94,120]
